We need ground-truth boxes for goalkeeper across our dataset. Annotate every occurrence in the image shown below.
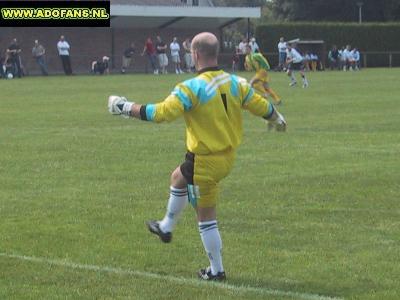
[244,45,282,105]
[108,32,286,282]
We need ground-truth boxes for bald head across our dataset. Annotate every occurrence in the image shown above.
[191,32,219,62]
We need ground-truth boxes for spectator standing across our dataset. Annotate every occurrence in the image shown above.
[352,47,361,70]
[156,36,168,74]
[0,54,6,78]
[170,37,183,74]
[303,52,311,71]
[121,42,136,74]
[277,37,287,71]
[338,46,346,71]
[328,45,339,70]
[232,46,240,72]
[142,37,159,74]
[57,35,72,75]
[7,38,22,78]
[238,38,247,71]
[32,40,48,76]
[249,37,259,53]
[182,37,193,72]
[342,45,352,71]
[310,53,319,71]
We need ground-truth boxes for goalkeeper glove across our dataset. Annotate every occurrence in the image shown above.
[267,110,286,132]
[108,95,135,118]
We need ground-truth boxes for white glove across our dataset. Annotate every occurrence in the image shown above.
[274,111,287,132]
[267,111,287,132]
[108,95,134,117]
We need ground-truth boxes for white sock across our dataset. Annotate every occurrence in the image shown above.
[291,74,296,82]
[199,220,223,275]
[159,187,188,233]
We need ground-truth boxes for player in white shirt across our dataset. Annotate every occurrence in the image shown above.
[249,37,260,53]
[277,37,287,71]
[286,43,309,88]
[170,37,183,74]
[57,35,72,75]
[340,45,352,72]
[342,45,353,71]
[351,48,360,70]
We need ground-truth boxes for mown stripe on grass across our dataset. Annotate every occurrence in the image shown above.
[0,252,343,300]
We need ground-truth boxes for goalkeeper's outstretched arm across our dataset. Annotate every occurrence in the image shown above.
[108,95,139,118]
[108,95,184,123]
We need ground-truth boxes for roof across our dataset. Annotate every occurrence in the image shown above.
[287,38,325,44]
[110,4,261,29]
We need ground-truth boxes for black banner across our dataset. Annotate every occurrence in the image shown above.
[0,1,110,27]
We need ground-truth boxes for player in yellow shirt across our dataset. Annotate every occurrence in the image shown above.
[244,45,282,105]
[108,32,286,281]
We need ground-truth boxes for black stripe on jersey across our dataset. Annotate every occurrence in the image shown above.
[263,104,275,120]
[221,93,228,112]
[140,105,148,121]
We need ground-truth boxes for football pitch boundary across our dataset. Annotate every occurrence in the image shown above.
[0,252,343,300]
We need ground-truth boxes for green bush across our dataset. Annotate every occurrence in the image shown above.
[256,22,400,54]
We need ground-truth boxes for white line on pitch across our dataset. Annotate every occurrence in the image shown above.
[0,252,343,300]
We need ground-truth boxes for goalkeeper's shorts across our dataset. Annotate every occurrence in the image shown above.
[180,149,235,208]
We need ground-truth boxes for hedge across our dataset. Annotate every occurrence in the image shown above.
[256,22,400,53]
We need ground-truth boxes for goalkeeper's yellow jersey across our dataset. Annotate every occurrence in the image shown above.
[143,67,274,155]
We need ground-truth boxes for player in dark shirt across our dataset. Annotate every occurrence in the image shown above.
[7,38,22,78]
[92,56,110,75]
[156,36,168,74]
[122,43,135,73]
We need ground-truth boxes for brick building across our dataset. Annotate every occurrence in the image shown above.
[0,0,260,74]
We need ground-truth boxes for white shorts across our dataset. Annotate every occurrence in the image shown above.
[184,53,193,68]
[158,54,168,67]
[171,55,180,64]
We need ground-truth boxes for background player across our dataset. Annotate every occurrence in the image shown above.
[108,32,286,281]
[286,43,309,88]
[244,45,282,105]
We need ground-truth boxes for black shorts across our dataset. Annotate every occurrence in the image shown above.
[288,62,304,71]
[180,152,195,185]
[94,64,106,74]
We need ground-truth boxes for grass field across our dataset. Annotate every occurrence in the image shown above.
[1,69,399,300]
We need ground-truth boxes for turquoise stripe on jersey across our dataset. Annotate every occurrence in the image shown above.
[146,104,156,121]
[242,88,254,104]
[172,87,192,111]
[263,103,275,119]
[183,77,214,104]
[230,75,239,97]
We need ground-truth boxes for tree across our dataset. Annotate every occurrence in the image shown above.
[270,0,400,22]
